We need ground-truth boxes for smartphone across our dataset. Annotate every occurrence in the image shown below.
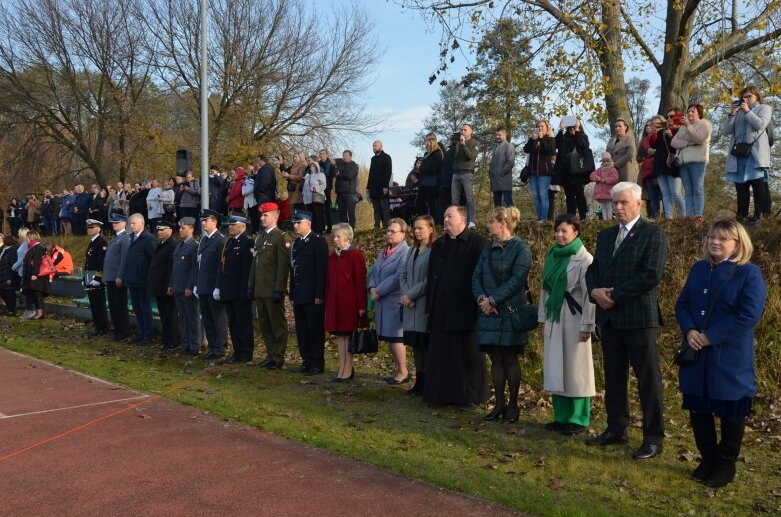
[671,113,684,125]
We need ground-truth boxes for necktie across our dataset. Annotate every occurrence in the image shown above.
[613,226,626,255]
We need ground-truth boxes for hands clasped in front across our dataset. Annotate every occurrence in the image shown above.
[591,287,615,310]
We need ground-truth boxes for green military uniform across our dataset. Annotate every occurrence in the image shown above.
[249,226,292,367]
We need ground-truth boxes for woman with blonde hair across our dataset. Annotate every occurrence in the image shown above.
[21,230,50,320]
[280,152,307,212]
[472,206,532,422]
[416,133,444,223]
[523,120,557,221]
[399,215,437,395]
[676,219,766,487]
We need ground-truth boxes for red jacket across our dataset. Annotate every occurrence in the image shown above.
[277,198,291,222]
[325,247,367,333]
[227,168,245,210]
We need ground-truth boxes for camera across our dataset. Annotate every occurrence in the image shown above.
[670,113,684,125]
[732,99,742,106]
[451,132,461,140]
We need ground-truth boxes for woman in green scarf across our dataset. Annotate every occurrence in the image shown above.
[539,214,596,435]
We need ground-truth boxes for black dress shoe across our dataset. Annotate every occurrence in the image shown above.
[386,374,410,386]
[563,424,587,436]
[502,404,519,423]
[632,443,663,460]
[483,405,505,421]
[585,430,629,446]
[257,357,274,368]
[264,361,281,370]
[459,402,479,411]
[544,421,567,432]
[292,364,311,373]
[304,367,323,376]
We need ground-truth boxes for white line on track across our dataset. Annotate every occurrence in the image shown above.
[0,395,150,420]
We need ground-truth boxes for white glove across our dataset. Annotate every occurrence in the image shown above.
[89,280,101,287]
[193,286,198,296]
[212,288,220,301]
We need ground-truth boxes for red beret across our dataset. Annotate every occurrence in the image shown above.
[258,202,279,213]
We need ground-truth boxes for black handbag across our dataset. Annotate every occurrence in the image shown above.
[519,165,531,184]
[673,267,738,367]
[730,129,765,157]
[487,250,538,333]
[348,315,378,354]
[163,203,176,214]
[567,147,596,176]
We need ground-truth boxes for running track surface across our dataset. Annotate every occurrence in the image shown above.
[0,348,519,516]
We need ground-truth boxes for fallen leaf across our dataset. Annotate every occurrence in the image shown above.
[535,457,545,467]
[678,451,698,462]
[549,477,565,490]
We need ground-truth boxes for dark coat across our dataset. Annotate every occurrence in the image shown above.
[209,174,226,213]
[169,238,198,294]
[218,232,253,301]
[254,163,277,202]
[22,242,50,294]
[121,231,156,289]
[426,229,486,331]
[325,247,367,333]
[676,260,766,400]
[367,150,392,198]
[334,160,359,195]
[290,232,328,305]
[585,218,668,329]
[523,136,556,177]
[195,231,225,293]
[84,235,108,282]
[73,191,90,214]
[148,237,176,297]
[419,148,444,190]
[103,230,131,282]
[472,237,532,346]
[652,128,679,178]
[0,244,20,289]
[554,130,591,185]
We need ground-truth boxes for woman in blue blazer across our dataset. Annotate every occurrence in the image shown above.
[676,219,766,488]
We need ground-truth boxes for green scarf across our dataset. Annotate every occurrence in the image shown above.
[542,237,583,323]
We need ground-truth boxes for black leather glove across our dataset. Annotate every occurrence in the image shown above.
[246,288,254,300]
[272,291,283,303]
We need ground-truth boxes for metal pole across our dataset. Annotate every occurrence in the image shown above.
[199,0,209,212]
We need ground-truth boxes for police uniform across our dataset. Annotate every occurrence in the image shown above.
[219,214,255,362]
[195,209,228,359]
[250,203,291,368]
[84,220,109,334]
[149,220,178,349]
[169,218,199,354]
[290,214,329,373]
[103,213,131,340]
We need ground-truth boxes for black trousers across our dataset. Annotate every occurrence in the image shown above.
[155,295,179,346]
[307,203,326,234]
[248,207,260,235]
[106,281,129,339]
[564,183,588,219]
[293,303,325,370]
[224,298,255,361]
[87,287,109,331]
[324,186,333,230]
[600,324,665,444]
[199,295,228,355]
[0,288,18,314]
[370,197,390,228]
[336,194,356,228]
[735,179,765,219]
[416,188,441,224]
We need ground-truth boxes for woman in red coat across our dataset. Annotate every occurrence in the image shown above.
[227,167,246,211]
[325,222,367,381]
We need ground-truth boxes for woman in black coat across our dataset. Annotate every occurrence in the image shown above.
[0,233,20,315]
[415,133,444,224]
[554,119,591,220]
[522,120,557,221]
[21,230,50,319]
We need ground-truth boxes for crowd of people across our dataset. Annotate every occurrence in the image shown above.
[0,84,774,491]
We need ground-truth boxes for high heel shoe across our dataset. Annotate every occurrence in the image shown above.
[386,373,410,386]
[31,312,44,320]
[483,405,506,421]
[502,404,519,423]
[335,370,355,382]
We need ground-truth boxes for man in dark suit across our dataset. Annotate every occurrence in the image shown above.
[84,219,109,335]
[168,217,199,355]
[104,212,132,340]
[120,213,157,344]
[367,140,392,229]
[585,182,668,460]
[149,219,178,350]
[217,212,255,363]
[289,211,328,375]
[195,209,228,359]
[72,184,90,235]
[250,202,291,369]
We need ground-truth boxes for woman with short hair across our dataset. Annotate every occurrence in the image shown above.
[369,217,410,384]
[472,206,532,423]
[523,119,557,221]
[675,220,766,487]
[399,215,436,395]
[324,223,367,381]
[21,230,50,320]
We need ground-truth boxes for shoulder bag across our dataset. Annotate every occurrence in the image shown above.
[348,314,378,354]
[730,129,765,158]
[673,267,738,367]
[486,248,538,332]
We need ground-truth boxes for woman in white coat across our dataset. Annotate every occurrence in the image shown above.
[539,214,596,436]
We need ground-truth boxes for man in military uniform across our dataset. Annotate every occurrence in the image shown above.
[149,219,178,350]
[121,213,156,344]
[104,212,131,341]
[249,202,291,369]
[289,211,328,375]
[217,212,255,363]
[84,219,109,335]
[168,217,199,356]
[195,209,228,359]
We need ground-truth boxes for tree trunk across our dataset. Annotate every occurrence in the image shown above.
[657,3,694,114]
[599,1,631,129]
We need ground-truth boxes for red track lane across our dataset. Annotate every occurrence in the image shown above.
[0,349,519,516]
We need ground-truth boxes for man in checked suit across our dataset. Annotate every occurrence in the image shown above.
[194,209,228,360]
[585,182,668,460]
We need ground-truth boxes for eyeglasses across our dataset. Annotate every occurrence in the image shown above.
[386,229,404,234]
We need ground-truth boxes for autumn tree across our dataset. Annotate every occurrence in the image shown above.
[397,0,781,130]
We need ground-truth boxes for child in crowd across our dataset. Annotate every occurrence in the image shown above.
[590,152,619,220]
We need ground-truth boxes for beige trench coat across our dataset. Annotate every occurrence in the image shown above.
[539,246,596,397]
